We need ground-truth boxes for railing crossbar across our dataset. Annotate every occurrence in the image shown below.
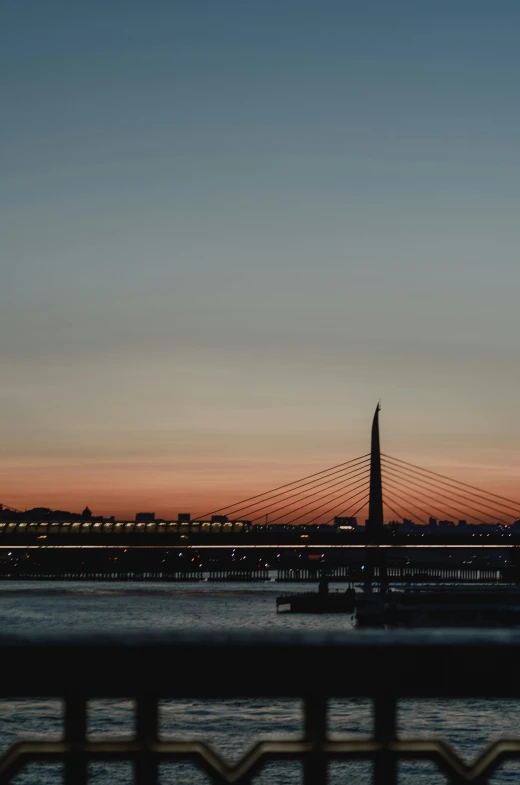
[2,631,520,784]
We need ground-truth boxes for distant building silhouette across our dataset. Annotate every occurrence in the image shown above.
[135,512,155,523]
[30,507,52,517]
[334,516,358,529]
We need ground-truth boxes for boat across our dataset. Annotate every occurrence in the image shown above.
[276,578,356,613]
[356,587,520,627]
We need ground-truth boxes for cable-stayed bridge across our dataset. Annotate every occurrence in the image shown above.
[1,406,520,542]
[192,451,520,531]
[1,407,520,580]
[193,405,520,532]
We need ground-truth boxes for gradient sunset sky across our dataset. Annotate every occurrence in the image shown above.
[1,1,520,519]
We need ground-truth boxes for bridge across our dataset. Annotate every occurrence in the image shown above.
[1,407,520,580]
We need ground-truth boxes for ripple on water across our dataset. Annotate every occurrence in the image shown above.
[0,582,517,784]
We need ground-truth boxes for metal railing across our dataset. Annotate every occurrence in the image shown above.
[2,630,520,784]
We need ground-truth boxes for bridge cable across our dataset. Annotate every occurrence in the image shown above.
[219,461,371,520]
[286,482,371,526]
[256,475,371,525]
[381,468,499,525]
[324,493,370,525]
[382,483,435,524]
[383,497,411,523]
[271,478,371,526]
[382,469,459,522]
[384,466,509,525]
[383,496,415,524]
[282,480,371,526]
[194,453,370,519]
[246,468,369,520]
[382,462,518,523]
[380,488,429,526]
[381,462,513,525]
[382,454,520,515]
[382,456,519,519]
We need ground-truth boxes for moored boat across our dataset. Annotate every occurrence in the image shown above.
[356,587,520,627]
[276,586,356,613]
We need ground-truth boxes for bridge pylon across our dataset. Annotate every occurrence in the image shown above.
[366,403,384,540]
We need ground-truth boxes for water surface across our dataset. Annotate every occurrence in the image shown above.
[0,581,517,784]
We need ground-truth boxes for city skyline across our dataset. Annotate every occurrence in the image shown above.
[2,1,520,518]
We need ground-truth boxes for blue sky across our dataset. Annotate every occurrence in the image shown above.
[1,1,520,516]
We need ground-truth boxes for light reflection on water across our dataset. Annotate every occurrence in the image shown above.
[0,581,517,784]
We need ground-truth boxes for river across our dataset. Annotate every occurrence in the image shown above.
[0,581,519,784]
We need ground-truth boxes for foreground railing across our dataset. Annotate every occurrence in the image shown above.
[2,630,520,784]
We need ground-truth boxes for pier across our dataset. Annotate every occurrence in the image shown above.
[0,564,513,583]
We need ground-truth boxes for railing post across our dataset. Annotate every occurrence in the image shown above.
[135,694,159,785]
[374,695,397,785]
[304,694,327,785]
[64,694,87,785]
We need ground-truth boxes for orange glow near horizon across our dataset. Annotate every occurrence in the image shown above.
[2,451,519,522]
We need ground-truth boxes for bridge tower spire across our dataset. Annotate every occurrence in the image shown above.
[367,403,384,539]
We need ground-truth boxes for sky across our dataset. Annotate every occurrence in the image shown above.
[1,1,520,519]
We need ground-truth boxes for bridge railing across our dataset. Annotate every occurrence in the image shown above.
[2,630,520,784]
